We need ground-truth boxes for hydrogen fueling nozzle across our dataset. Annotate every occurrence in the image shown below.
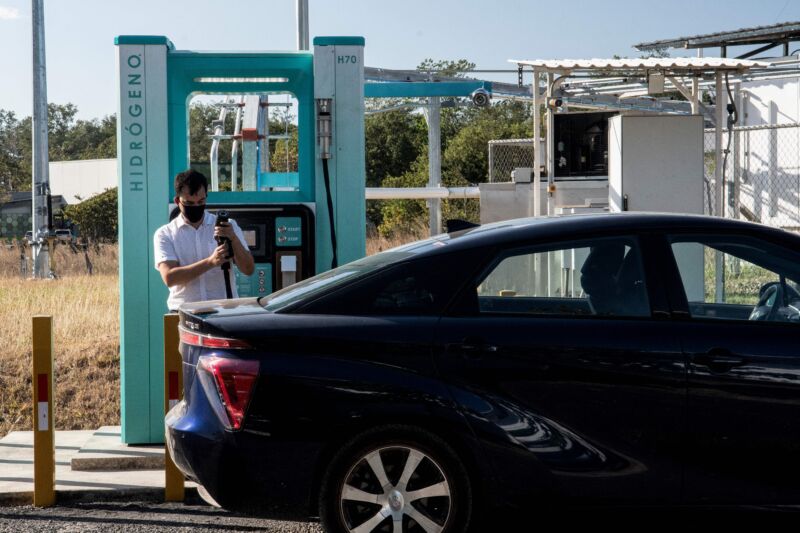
[215,210,233,258]
[317,99,332,159]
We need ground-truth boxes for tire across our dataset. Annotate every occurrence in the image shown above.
[319,425,473,533]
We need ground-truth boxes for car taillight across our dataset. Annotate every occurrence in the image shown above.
[179,327,251,349]
[197,356,259,430]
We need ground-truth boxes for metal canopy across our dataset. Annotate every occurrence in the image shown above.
[509,57,770,73]
[634,21,800,52]
[364,66,532,98]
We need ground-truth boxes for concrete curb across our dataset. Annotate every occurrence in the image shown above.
[0,486,199,508]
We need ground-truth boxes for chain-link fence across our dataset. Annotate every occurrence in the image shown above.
[704,123,800,230]
[488,139,540,183]
[489,124,800,232]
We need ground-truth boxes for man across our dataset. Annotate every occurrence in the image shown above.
[154,169,255,310]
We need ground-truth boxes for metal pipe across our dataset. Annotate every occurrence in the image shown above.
[31,0,50,279]
[261,96,270,175]
[714,72,725,303]
[546,72,555,216]
[230,97,244,191]
[365,187,480,200]
[532,69,542,217]
[488,142,495,183]
[714,73,725,219]
[209,100,229,192]
[296,0,309,51]
[733,81,742,219]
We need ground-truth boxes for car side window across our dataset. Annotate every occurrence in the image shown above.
[372,272,435,312]
[669,235,800,323]
[475,236,650,318]
[299,252,479,316]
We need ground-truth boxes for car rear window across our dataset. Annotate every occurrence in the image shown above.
[258,251,414,312]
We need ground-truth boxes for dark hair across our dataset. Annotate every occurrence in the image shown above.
[174,169,208,197]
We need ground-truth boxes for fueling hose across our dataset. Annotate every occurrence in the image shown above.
[318,99,338,270]
[322,158,338,269]
[722,72,738,212]
[222,262,233,299]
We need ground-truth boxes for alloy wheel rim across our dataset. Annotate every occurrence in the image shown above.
[339,445,452,533]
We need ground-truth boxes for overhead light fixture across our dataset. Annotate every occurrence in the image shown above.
[194,77,289,83]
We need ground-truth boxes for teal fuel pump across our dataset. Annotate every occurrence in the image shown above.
[115,35,365,444]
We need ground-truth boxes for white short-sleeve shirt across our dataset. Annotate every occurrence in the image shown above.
[154,211,249,310]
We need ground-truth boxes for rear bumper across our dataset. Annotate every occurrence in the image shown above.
[165,400,321,513]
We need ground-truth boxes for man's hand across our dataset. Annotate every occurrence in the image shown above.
[213,222,235,241]
[207,244,229,267]
[214,220,255,276]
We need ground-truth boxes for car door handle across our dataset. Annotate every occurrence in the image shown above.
[692,349,746,371]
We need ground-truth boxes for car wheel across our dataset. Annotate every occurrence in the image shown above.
[320,426,472,533]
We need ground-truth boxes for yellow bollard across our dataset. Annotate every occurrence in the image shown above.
[32,315,55,507]
[164,314,185,502]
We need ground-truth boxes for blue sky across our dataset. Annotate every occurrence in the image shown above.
[1,0,800,119]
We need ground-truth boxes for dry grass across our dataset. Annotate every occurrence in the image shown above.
[0,230,421,438]
[0,244,119,438]
[366,226,428,256]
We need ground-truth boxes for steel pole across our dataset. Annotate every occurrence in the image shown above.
[532,69,541,217]
[296,0,309,51]
[426,97,442,235]
[31,0,51,279]
[714,72,725,303]
[546,72,554,215]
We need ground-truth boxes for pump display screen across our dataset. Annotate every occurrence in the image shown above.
[243,230,257,248]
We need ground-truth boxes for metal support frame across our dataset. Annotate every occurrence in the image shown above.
[666,74,706,117]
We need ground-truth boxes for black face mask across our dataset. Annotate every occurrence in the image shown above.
[181,203,205,224]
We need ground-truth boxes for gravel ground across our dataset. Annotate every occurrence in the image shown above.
[0,499,324,533]
[2,499,799,532]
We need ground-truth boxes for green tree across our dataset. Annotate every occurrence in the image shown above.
[373,60,534,236]
[0,110,23,200]
[442,100,532,185]
[189,102,223,164]
[0,103,118,194]
[62,187,118,241]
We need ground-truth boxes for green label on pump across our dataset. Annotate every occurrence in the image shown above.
[235,263,272,297]
[275,217,302,247]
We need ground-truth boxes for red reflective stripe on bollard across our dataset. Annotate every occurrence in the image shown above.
[37,374,48,402]
[168,371,179,400]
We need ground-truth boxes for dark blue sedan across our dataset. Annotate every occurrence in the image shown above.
[166,213,800,532]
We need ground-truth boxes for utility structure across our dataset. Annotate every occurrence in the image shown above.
[115,35,366,443]
[636,21,800,228]
[31,0,53,279]
[509,57,770,218]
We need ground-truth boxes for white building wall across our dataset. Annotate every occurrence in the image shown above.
[49,158,117,204]
[737,77,800,228]
[741,77,800,125]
